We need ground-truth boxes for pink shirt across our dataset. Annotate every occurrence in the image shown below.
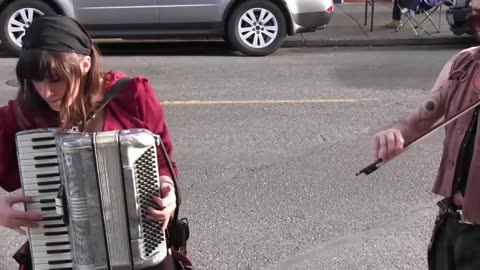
[395,46,480,223]
[0,71,178,192]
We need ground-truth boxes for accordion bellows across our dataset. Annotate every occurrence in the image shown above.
[16,128,168,270]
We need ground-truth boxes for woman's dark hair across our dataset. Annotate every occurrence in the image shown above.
[15,45,104,131]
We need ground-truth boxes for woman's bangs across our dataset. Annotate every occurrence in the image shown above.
[16,50,66,82]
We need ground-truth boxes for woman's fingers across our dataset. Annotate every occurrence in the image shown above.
[8,208,43,221]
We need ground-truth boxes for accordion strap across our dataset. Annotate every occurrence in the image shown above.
[85,77,131,127]
[156,136,182,248]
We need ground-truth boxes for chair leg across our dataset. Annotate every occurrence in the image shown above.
[416,8,441,35]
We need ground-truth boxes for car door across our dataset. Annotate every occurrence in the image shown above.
[157,0,222,25]
[74,0,159,28]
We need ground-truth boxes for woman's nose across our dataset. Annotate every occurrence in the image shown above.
[38,84,53,98]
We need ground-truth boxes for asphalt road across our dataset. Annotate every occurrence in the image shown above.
[0,43,470,270]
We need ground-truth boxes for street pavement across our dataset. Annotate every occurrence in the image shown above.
[0,43,473,269]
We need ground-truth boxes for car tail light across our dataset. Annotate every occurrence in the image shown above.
[327,5,334,13]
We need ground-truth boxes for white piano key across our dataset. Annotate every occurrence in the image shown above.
[33,253,72,264]
[30,227,68,238]
[29,235,70,246]
[31,263,73,270]
[16,131,55,141]
[31,243,71,253]
[25,201,56,210]
[24,189,59,197]
[18,165,59,173]
[19,157,58,166]
[32,248,71,259]
[30,231,69,240]
[23,183,61,192]
[17,138,55,147]
[18,145,57,155]
[18,150,57,160]
[20,169,60,179]
[22,176,61,185]
[24,195,57,203]
[30,226,68,235]
[17,142,56,151]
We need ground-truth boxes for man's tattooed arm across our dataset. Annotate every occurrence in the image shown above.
[392,60,453,145]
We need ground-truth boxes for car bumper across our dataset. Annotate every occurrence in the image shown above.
[292,10,333,33]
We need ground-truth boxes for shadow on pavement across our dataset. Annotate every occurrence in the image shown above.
[0,41,241,58]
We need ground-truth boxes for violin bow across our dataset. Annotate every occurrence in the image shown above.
[356,99,480,176]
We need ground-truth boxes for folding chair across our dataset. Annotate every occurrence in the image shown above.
[395,0,444,36]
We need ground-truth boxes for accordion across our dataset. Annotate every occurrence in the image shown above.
[16,128,168,270]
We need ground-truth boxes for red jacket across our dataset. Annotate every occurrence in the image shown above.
[0,71,178,193]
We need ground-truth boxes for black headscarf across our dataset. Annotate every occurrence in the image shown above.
[22,15,92,55]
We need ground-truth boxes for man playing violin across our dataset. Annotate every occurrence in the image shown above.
[372,1,480,269]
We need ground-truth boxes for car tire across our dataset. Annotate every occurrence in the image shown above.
[227,0,286,56]
[0,0,57,56]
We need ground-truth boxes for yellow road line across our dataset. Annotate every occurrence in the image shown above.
[161,98,379,106]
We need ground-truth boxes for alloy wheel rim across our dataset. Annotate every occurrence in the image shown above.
[8,8,45,48]
[237,8,278,49]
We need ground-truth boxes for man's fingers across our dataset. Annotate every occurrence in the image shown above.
[373,135,381,159]
[394,131,405,156]
[379,134,388,161]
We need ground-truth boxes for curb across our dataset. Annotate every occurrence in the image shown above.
[283,36,477,47]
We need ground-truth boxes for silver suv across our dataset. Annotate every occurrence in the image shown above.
[0,0,333,56]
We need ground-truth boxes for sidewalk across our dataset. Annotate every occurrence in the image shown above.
[284,2,477,47]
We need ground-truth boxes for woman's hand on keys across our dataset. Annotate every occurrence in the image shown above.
[146,176,177,231]
[0,196,42,235]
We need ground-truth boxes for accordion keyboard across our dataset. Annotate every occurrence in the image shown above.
[16,130,73,270]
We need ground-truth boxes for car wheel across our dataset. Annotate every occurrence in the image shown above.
[0,0,57,56]
[227,0,286,56]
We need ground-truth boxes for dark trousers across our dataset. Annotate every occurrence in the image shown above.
[393,0,401,20]
[429,211,480,270]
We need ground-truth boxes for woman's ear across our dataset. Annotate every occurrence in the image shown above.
[80,56,92,75]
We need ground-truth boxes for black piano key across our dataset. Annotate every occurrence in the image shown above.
[44,224,66,229]
[31,137,54,142]
[43,216,63,221]
[46,241,70,246]
[37,173,60,178]
[35,163,59,168]
[33,144,56,150]
[48,259,72,264]
[34,155,58,160]
[40,198,56,204]
[40,206,56,211]
[47,249,70,254]
[39,188,59,193]
[45,231,69,236]
[37,181,61,186]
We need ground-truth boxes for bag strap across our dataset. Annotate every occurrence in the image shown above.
[85,77,131,126]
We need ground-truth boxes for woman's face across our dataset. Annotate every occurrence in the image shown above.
[31,55,91,112]
[32,78,73,111]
